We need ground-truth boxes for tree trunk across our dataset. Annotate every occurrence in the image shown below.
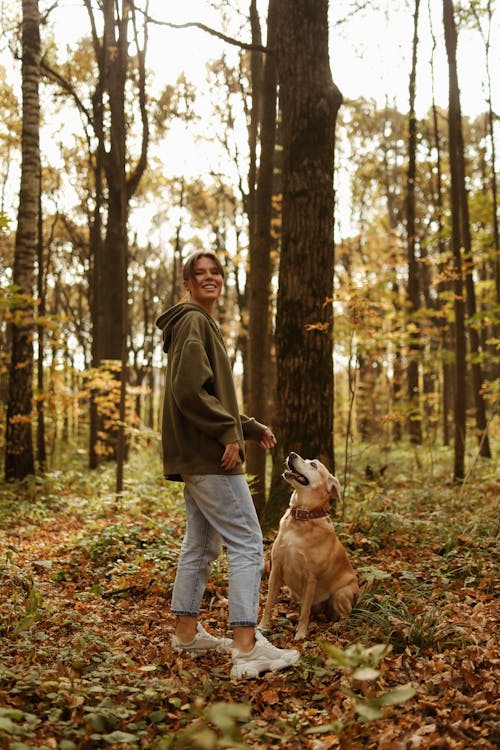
[444,0,491,474]
[264,0,341,530]
[36,169,46,471]
[406,0,423,444]
[84,0,149,471]
[381,100,403,442]
[443,0,467,480]
[428,7,452,446]
[246,0,279,517]
[459,153,491,457]
[471,1,499,308]
[247,0,263,249]
[5,0,40,481]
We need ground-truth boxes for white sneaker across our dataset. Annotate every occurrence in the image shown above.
[230,631,300,679]
[172,622,232,657]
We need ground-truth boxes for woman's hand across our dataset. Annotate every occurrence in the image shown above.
[221,441,240,470]
[259,427,277,451]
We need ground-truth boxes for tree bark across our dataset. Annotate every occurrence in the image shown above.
[444,0,491,475]
[443,0,467,480]
[471,1,499,308]
[246,0,279,516]
[84,0,150,470]
[264,0,341,530]
[36,169,46,471]
[5,0,40,481]
[406,0,423,444]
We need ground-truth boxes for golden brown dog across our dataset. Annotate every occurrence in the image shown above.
[259,452,359,640]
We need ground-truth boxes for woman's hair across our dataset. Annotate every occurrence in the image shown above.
[182,251,225,281]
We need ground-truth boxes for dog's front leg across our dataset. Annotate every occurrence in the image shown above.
[258,563,283,631]
[295,575,317,640]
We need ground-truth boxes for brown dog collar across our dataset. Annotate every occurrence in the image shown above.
[290,506,329,520]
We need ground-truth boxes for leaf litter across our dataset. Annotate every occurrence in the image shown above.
[0,448,498,749]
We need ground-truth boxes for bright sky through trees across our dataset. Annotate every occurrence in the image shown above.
[31,0,497,198]
[30,0,498,119]
[1,0,497,237]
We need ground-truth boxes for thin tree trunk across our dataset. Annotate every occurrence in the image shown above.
[247,0,263,249]
[432,100,453,447]
[428,0,452,446]
[36,168,46,471]
[87,0,106,470]
[5,0,40,481]
[246,0,278,517]
[406,0,423,444]
[382,99,403,442]
[443,0,467,480]
[471,1,499,307]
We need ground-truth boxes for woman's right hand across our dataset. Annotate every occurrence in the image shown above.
[221,441,239,471]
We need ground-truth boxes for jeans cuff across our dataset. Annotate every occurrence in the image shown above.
[230,621,257,628]
[171,610,199,617]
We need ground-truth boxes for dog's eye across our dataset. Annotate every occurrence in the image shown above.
[310,461,317,469]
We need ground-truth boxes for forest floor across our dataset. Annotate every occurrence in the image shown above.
[0,442,498,749]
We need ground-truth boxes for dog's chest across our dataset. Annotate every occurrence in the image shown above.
[275,521,337,563]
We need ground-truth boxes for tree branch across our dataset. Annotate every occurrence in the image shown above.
[127,1,268,53]
[40,58,93,127]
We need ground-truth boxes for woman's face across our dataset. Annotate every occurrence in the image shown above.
[184,255,224,312]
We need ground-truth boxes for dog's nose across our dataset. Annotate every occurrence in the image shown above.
[288,451,298,461]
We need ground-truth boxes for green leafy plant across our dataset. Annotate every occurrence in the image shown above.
[13,586,43,634]
[171,701,252,749]
[317,642,415,725]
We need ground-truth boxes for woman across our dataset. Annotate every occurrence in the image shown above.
[156,250,299,679]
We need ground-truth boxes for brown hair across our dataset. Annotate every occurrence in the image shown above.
[182,251,225,281]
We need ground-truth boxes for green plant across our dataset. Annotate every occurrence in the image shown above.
[172,701,252,749]
[13,586,43,634]
[318,642,415,724]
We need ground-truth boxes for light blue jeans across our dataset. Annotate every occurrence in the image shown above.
[170,474,264,627]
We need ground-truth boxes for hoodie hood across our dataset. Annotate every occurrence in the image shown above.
[156,302,222,353]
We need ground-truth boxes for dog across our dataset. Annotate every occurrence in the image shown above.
[259,452,359,640]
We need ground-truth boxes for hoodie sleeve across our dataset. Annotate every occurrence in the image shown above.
[170,317,240,445]
[240,414,267,441]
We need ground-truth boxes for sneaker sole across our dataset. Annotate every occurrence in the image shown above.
[173,645,231,658]
[230,653,299,679]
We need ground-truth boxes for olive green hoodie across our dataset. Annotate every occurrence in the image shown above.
[156,302,266,480]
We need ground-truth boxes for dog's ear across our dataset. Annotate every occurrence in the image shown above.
[328,475,341,501]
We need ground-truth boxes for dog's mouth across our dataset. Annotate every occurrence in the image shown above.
[283,470,309,486]
[283,454,310,486]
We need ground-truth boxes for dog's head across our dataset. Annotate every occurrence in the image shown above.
[283,452,341,507]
